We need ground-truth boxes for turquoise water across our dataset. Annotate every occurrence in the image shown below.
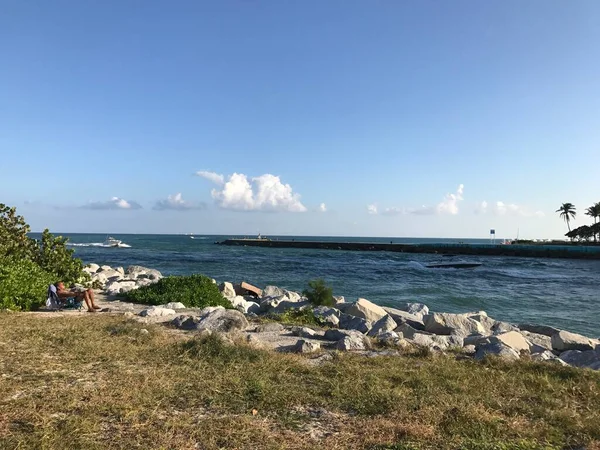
[40,233,600,337]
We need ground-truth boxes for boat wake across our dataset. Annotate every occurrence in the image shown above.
[67,242,132,248]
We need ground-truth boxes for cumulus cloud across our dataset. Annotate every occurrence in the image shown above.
[198,171,307,212]
[319,203,327,212]
[196,170,225,185]
[436,184,464,215]
[153,193,205,211]
[369,184,464,217]
[81,197,142,210]
[477,200,544,218]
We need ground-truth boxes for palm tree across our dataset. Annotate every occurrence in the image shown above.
[585,202,600,242]
[556,203,576,232]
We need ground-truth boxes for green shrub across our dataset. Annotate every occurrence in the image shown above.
[302,278,334,307]
[123,274,231,309]
[0,204,88,285]
[0,258,55,311]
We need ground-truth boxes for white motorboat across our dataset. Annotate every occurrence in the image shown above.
[104,236,123,247]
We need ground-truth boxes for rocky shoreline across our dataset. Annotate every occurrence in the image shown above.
[84,263,600,371]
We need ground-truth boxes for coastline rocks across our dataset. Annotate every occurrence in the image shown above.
[408,333,463,351]
[339,314,371,334]
[377,331,401,345]
[126,265,162,280]
[520,330,552,352]
[474,342,520,361]
[271,300,310,314]
[313,306,341,327]
[84,263,100,274]
[293,339,320,353]
[105,280,138,296]
[229,296,261,314]
[162,302,186,310]
[423,312,486,336]
[333,296,345,305]
[382,307,424,330]
[196,308,249,333]
[489,331,530,353]
[391,303,429,319]
[291,326,317,338]
[336,333,368,351]
[324,329,360,341]
[238,282,262,298]
[345,298,387,323]
[558,350,600,369]
[395,323,431,340]
[551,330,598,352]
[367,315,398,337]
[219,282,236,299]
[518,324,561,337]
[139,306,177,317]
[255,322,285,333]
[262,285,286,298]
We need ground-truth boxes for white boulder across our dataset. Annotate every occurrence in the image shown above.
[219,282,236,299]
[84,263,100,274]
[367,315,398,337]
[105,280,138,295]
[139,307,177,317]
[345,298,387,323]
[162,302,186,310]
[293,339,320,353]
[558,350,600,369]
[474,342,520,361]
[489,331,530,353]
[551,330,598,352]
[313,306,341,327]
[336,334,367,351]
[423,312,487,336]
[230,296,261,314]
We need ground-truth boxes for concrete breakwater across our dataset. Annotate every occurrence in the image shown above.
[217,239,600,260]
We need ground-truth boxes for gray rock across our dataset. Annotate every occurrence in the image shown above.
[195,308,249,333]
[377,331,402,345]
[339,313,372,334]
[463,334,491,347]
[407,333,462,350]
[463,345,476,354]
[491,321,519,334]
[551,330,597,352]
[520,330,553,352]
[262,285,286,298]
[489,331,530,353]
[423,312,486,336]
[100,265,113,272]
[345,298,387,323]
[83,263,100,274]
[162,302,186,310]
[219,282,236,299]
[271,300,310,314]
[474,342,520,361]
[198,306,226,318]
[229,295,261,314]
[126,265,162,280]
[255,322,285,333]
[403,302,429,318]
[333,295,345,304]
[559,349,600,369]
[171,315,201,330]
[336,334,367,351]
[313,306,341,326]
[394,323,431,340]
[245,334,264,348]
[382,307,425,330]
[291,326,317,338]
[139,307,176,317]
[367,315,398,337]
[324,329,360,341]
[518,323,561,337]
[293,339,320,353]
[531,350,565,364]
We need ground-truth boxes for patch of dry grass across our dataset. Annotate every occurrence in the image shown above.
[0,313,599,449]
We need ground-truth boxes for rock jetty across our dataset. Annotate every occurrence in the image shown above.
[88,263,600,371]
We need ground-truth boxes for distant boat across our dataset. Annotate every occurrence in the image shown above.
[425,261,482,269]
[103,236,127,248]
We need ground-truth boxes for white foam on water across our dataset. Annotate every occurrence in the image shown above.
[67,242,132,248]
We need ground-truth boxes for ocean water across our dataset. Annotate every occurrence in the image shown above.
[41,233,600,337]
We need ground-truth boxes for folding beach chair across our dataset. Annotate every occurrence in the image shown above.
[46,285,84,311]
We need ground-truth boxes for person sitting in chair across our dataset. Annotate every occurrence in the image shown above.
[55,282,101,312]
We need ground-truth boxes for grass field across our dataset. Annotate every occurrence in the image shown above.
[0,313,599,449]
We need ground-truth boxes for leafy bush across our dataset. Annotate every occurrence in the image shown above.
[0,203,88,311]
[0,258,55,311]
[0,204,88,285]
[302,278,334,307]
[263,309,323,327]
[124,274,231,309]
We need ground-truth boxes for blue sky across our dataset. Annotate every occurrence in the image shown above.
[1,1,599,238]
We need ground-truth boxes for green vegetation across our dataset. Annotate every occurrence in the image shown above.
[0,203,88,311]
[302,278,334,307]
[558,202,600,243]
[1,313,599,449]
[123,274,232,309]
[263,308,323,327]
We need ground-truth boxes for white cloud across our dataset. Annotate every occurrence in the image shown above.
[367,204,378,215]
[319,203,327,212]
[199,172,307,212]
[369,184,464,217]
[436,184,464,215]
[81,197,142,210]
[196,170,225,185]
[153,193,205,211]
[478,200,544,218]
